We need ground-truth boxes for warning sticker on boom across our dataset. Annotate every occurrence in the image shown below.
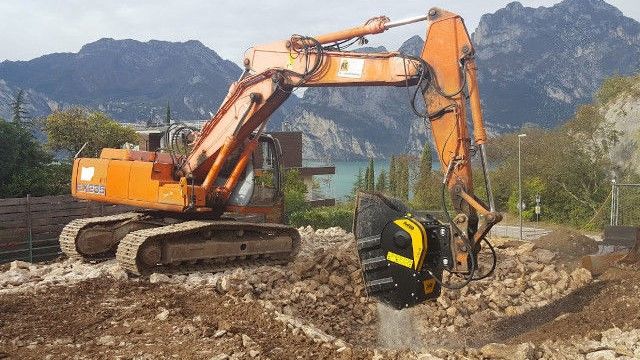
[337,58,365,78]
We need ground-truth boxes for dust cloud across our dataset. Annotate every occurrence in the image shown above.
[376,303,424,349]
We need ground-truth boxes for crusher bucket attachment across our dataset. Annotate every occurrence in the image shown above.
[353,192,453,309]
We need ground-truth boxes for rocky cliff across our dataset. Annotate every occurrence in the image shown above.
[473,0,640,127]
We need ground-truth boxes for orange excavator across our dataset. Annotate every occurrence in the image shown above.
[60,7,502,309]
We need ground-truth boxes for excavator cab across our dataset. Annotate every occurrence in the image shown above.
[223,134,286,224]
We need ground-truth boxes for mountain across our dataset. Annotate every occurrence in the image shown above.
[0,38,243,122]
[0,80,56,121]
[473,0,640,127]
[1,0,638,160]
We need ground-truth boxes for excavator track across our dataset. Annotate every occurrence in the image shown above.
[116,220,301,275]
[59,212,142,260]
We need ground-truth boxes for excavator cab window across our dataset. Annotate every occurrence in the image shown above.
[249,135,283,205]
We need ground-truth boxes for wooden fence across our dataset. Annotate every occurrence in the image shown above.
[0,195,131,264]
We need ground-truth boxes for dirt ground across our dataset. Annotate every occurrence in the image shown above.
[1,227,639,359]
[0,279,371,360]
[534,229,600,265]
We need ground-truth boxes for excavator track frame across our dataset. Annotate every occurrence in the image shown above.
[115,220,301,275]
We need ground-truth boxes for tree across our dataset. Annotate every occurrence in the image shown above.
[412,144,441,209]
[0,120,69,197]
[44,108,140,158]
[364,165,371,192]
[0,120,47,186]
[376,169,388,192]
[283,169,310,220]
[10,89,30,126]
[418,143,432,177]
[397,155,410,201]
[165,102,172,125]
[487,106,619,228]
[389,156,397,196]
[367,158,375,191]
[352,168,365,195]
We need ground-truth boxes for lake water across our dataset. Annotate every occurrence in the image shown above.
[304,159,390,201]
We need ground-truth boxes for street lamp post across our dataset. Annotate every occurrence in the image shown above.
[518,133,527,241]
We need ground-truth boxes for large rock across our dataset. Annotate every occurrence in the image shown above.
[585,350,616,360]
[9,260,30,271]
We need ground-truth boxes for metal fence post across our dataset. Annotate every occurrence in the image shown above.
[26,194,33,262]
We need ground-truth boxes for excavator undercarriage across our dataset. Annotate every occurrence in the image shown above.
[61,212,300,275]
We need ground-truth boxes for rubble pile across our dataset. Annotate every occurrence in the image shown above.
[149,227,378,345]
[540,327,640,360]
[0,258,127,293]
[415,241,593,332]
[475,328,640,360]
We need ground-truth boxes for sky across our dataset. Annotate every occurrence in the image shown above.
[0,0,638,64]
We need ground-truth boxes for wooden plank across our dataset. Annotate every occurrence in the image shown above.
[0,201,90,216]
[32,238,60,248]
[0,213,28,222]
[0,218,27,230]
[1,216,81,229]
[0,237,60,250]
[0,242,29,253]
[26,195,76,205]
[0,194,73,207]
[27,208,92,221]
[0,240,60,255]
[0,241,27,251]
[0,204,125,222]
[0,201,88,215]
[0,208,93,222]
[0,197,28,206]
[1,224,66,238]
[0,204,27,215]
[32,224,66,235]
[0,252,60,264]
[32,230,64,241]
[27,202,93,213]
[0,230,29,244]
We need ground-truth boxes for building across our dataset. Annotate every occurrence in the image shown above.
[137,129,164,151]
[268,131,335,207]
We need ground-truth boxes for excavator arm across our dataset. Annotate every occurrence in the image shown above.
[173,7,502,308]
[179,8,502,308]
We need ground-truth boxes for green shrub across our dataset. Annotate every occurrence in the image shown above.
[289,206,353,231]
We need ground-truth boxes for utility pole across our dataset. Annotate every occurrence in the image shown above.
[518,133,527,241]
